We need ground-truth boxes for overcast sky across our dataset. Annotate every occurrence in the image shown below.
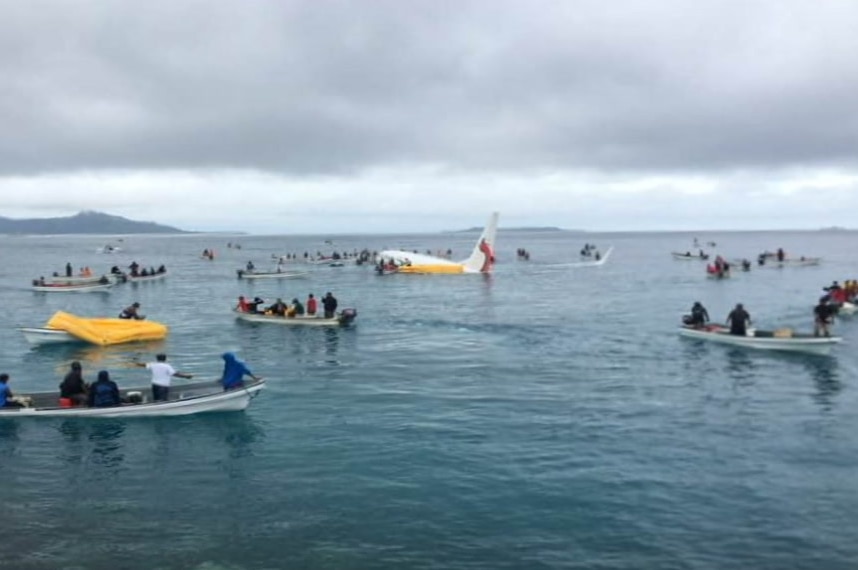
[2,0,857,233]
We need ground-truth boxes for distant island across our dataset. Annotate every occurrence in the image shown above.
[448,226,580,233]
[0,210,188,234]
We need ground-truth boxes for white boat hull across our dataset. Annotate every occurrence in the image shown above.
[679,325,840,355]
[128,272,168,282]
[237,270,309,280]
[31,283,113,293]
[18,327,79,345]
[0,380,265,418]
[671,252,708,260]
[235,309,355,327]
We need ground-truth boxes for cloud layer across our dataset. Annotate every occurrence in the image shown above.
[1,0,857,231]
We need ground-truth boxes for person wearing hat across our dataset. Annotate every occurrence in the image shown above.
[59,361,88,406]
[726,303,751,336]
[119,302,145,320]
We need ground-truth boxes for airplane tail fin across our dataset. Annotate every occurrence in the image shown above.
[461,212,499,273]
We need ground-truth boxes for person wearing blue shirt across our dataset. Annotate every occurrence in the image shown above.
[0,373,23,408]
[221,353,262,391]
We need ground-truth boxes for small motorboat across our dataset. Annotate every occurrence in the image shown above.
[236,269,309,280]
[234,308,357,327]
[0,379,265,418]
[679,324,841,355]
[671,251,709,260]
[19,311,169,346]
[31,281,113,293]
[127,271,168,282]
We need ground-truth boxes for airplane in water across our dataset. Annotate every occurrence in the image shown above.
[377,212,499,274]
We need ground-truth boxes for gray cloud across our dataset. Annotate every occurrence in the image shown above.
[1,0,857,178]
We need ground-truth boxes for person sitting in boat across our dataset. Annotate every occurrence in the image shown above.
[119,302,145,320]
[741,259,751,271]
[814,296,836,337]
[98,275,110,285]
[246,261,255,272]
[235,296,250,312]
[267,298,288,317]
[88,370,121,408]
[59,361,88,406]
[685,302,710,328]
[221,352,262,391]
[306,293,317,315]
[157,265,166,274]
[140,268,149,277]
[287,298,305,317]
[726,303,751,336]
[0,373,24,409]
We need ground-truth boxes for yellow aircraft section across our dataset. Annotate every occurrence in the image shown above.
[45,311,169,346]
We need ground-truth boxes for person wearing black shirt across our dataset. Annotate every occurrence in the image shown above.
[726,303,751,336]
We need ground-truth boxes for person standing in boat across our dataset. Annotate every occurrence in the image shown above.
[119,302,144,320]
[59,361,88,406]
[136,353,193,402]
[306,293,318,316]
[726,303,751,336]
[776,248,785,262]
[814,296,836,337]
[220,352,262,391]
[322,292,338,319]
[88,371,121,408]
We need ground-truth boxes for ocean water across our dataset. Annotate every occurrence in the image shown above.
[1,229,857,570]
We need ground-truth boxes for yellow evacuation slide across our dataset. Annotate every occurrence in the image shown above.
[45,311,169,346]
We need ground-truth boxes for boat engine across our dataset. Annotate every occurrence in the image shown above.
[339,308,358,325]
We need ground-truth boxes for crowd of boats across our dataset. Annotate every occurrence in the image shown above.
[676,239,851,356]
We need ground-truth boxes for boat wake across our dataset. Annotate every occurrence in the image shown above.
[544,246,614,268]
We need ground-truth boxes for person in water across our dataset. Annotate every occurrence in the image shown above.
[814,296,836,337]
[0,373,23,408]
[88,371,121,408]
[687,302,710,328]
[726,303,752,336]
[119,302,144,320]
[220,353,262,391]
[59,361,88,406]
[136,353,193,402]
[306,293,317,316]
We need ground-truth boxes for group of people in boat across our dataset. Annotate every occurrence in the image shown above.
[375,258,411,274]
[706,256,731,278]
[686,296,839,338]
[580,244,600,259]
[680,250,709,259]
[0,352,262,411]
[128,261,166,277]
[684,301,752,335]
[235,292,339,318]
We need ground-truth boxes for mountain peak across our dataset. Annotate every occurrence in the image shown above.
[0,211,189,234]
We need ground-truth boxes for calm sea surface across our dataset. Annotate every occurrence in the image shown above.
[1,229,857,570]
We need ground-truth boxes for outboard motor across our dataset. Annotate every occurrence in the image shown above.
[339,308,358,326]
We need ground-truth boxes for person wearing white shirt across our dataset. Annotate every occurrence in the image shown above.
[135,353,193,402]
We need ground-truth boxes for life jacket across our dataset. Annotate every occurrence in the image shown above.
[92,381,118,407]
